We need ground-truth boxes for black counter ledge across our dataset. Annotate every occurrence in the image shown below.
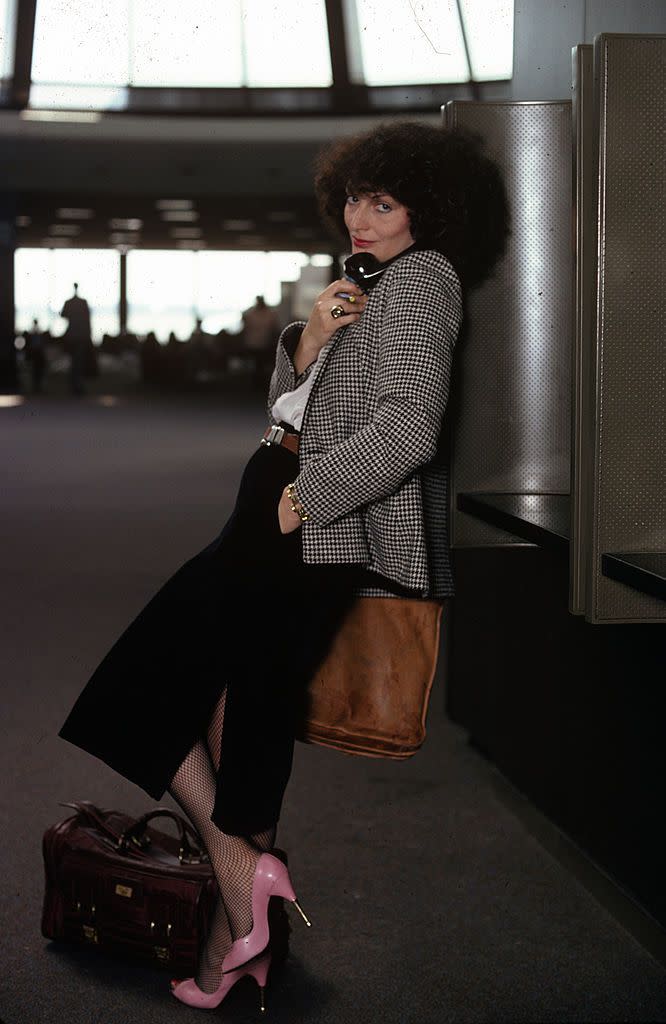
[456,493,570,550]
[601,553,666,603]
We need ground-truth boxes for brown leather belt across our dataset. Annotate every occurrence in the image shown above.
[261,424,300,455]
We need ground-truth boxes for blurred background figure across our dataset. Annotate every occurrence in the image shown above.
[139,330,160,386]
[187,317,212,381]
[60,283,91,396]
[24,317,48,394]
[241,295,279,389]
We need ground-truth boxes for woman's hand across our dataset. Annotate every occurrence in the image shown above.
[295,279,368,373]
[277,487,304,534]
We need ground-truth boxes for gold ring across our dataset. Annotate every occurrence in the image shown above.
[330,305,345,319]
[348,294,356,304]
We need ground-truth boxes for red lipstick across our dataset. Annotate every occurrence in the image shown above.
[352,237,374,249]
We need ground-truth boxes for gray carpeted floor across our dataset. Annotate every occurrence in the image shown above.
[2,388,666,1023]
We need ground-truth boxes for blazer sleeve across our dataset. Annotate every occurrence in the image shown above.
[292,261,462,527]
[266,320,316,423]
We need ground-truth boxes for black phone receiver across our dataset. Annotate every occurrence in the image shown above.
[342,252,385,292]
[335,245,417,300]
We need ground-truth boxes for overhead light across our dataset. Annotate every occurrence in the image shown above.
[48,224,81,236]
[109,218,143,231]
[267,211,296,223]
[169,227,203,238]
[109,232,140,245]
[0,396,25,407]
[16,216,31,228]
[160,210,199,222]
[56,208,95,219]
[222,219,255,231]
[21,109,102,123]
[156,199,193,211]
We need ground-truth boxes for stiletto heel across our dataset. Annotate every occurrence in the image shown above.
[221,852,309,973]
[170,948,272,1010]
[246,952,272,1013]
[292,898,311,927]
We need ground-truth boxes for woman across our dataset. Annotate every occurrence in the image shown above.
[58,119,509,1011]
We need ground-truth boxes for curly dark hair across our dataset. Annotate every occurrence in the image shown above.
[313,119,510,290]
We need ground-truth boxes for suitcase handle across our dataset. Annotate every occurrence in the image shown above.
[119,808,208,864]
[59,801,208,864]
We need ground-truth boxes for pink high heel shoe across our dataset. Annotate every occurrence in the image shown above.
[222,851,311,973]
[170,948,272,1012]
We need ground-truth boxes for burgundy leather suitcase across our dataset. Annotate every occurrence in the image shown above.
[41,801,290,974]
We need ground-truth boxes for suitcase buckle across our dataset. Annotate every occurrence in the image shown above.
[179,845,204,865]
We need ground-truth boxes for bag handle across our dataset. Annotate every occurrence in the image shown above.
[59,801,208,864]
[118,808,208,864]
[59,800,125,843]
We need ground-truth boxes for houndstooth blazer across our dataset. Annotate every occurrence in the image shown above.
[266,248,462,598]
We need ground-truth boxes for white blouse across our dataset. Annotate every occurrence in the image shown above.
[270,345,327,431]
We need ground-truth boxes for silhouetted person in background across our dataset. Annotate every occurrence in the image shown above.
[189,317,205,343]
[60,283,91,396]
[187,317,210,379]
[241,296,279,389]
[140,330,160,385]
[25,318,48,394]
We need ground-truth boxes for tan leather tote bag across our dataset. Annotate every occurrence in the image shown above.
[296,597,445,759]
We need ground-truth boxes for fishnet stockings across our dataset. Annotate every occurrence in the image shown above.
[168,685,277,993]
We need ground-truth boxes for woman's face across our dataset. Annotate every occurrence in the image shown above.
[343,191,414,263]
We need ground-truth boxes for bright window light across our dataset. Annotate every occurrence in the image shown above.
[243,1,332,87]
[345,0,468,85]
[127,250,309,340]
[345,0,513,85]
[127,251,197,341]
[130,0,243,87]
[15,248,120,340]
[31,0,331,107]
[459,0,513,81]
[0,0,17,79]
[32,0,128,87]
[28,85,127,111]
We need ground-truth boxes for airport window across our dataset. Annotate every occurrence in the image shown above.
[30,0,331,109]
[457,0,514,80]
[0,0,17,81]
[14,248,120,340]
[126,250,310,341]
[242,2,332,87]
[344,0,513,85]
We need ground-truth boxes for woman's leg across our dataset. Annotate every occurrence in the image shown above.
[206,687,277,855]
[168,687,276,992]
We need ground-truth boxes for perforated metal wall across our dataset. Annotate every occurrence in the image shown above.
[586,34,666,623]
[443,101,573,548]
[570,44,595,616]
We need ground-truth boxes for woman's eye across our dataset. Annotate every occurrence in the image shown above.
[377,202,392,212]
[346,195,359,204]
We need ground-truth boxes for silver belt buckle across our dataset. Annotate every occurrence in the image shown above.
[262,424,285,446]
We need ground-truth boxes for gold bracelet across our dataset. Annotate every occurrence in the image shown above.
[286,482,310,522]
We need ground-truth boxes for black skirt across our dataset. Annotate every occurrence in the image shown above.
[59,440,402,837]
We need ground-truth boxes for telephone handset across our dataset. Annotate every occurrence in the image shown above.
[335,247,416,299]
